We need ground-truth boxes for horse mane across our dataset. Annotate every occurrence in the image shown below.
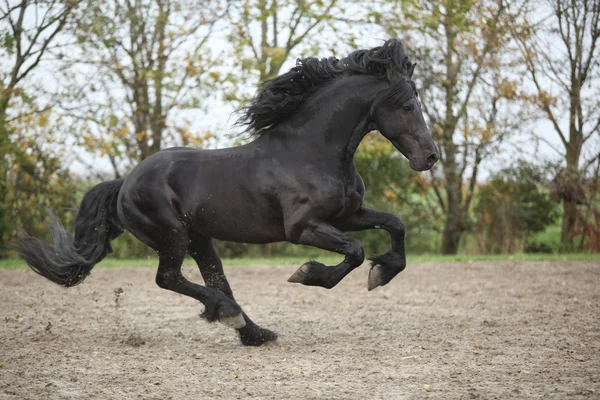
[237,38,416,135]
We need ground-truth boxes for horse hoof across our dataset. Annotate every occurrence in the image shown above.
[287,263,310,283]
[288,261,336,288]
[368,264,384,291]
[219,313,246,329]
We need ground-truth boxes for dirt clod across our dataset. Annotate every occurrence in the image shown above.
[114,287,124,308]
[123,333,145,347]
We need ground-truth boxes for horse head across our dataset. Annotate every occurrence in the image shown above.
[366,40,439,171]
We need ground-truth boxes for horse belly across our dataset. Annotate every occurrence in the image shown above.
[188,197,287,244]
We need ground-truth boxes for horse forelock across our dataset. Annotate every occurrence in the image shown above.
[237,38,416,135]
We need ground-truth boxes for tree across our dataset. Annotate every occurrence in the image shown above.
[0,0,79,256]
[513,0,600,251]
[5,110,79,248]
[227,0,340,86]
[63,0,227,176]
[382,0,527,253]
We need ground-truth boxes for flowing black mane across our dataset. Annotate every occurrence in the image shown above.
[238,38,417,135]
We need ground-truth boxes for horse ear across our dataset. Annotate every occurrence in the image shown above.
[408,63,417,78]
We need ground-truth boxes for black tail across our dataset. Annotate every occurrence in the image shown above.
[15,179,125,287]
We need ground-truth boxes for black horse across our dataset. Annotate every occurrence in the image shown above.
[16,38,438,346]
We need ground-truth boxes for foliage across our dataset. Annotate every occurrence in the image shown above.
[110,232,155,259]
[473,162,559,253]
[0,0,80,256]
[227,0,341,86]
[4,110,79,254]
[528,224,562,253]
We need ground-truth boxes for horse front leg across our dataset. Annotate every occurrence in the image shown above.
[332,207,406,291]
[285,218,365,289]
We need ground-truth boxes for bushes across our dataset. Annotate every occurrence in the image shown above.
[473,163,559,254]
[3,143,80,256]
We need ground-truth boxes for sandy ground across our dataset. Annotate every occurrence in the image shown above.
[0,261,599,399]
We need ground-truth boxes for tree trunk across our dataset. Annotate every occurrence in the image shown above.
[0,106,10,257]
[561,199,577,252]
[442,213,463,254]
[442,178,464,254]
[440,126,465,255]
[560,143,582,252]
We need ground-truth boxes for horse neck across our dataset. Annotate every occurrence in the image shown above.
[294,75,385,163]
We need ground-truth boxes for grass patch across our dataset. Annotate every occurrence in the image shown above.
[1,253,599,269]
[529,225,562,250]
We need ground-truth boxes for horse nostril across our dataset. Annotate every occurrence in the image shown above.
[426,153,439,166]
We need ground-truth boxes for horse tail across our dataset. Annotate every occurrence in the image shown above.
[15,179,125,287]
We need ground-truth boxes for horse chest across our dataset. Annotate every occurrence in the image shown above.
[340,190,362,216]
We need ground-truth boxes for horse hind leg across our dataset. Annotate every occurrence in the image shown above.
[188,235,278,346]
[121,208,245,329]
[155,250,246,329]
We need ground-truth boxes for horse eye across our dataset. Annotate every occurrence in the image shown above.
[403,105,413,112]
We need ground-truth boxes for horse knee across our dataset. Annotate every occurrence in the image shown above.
[386,214,405,237]
[346,240,365,265]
